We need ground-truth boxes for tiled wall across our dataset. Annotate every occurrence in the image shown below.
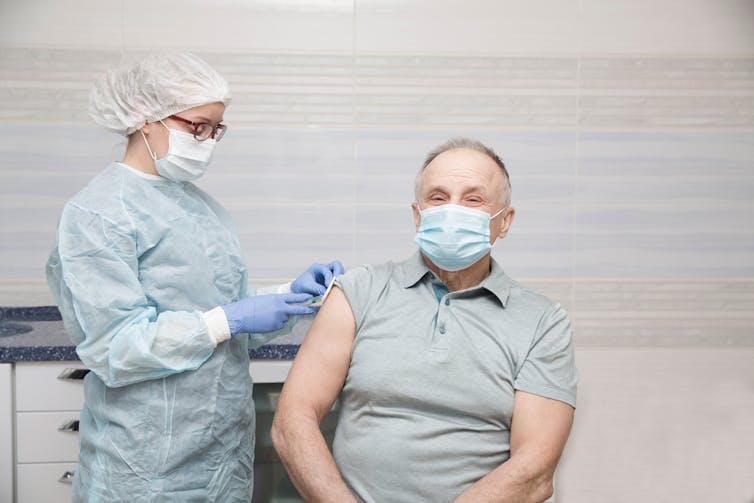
[1,1,753,500]
[2,0,752,345]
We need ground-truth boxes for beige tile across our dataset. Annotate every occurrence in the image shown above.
[579,0,754,55]
[0,1,122,48]
[0,0,355,52]
[558,348,754,502]
[355,0,581,54]
[124,0,354,52]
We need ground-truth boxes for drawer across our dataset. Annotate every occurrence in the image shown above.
[15,361,87,412]
[16,411,80,463]
[16,462,76,503]
[249,360,292,383]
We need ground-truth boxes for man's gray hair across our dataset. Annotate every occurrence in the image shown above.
[414,138,511,207]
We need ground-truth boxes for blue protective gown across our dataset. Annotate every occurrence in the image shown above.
[46,162,282,502]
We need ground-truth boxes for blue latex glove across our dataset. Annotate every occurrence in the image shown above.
[221,293,315,336]
[291,261,345,296]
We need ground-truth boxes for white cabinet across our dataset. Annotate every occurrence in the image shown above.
[7,359,293,502]
[16,412,80,463]
[16,463,77,502]
[0,364,13,503]
[14,361,87,503]
[15,362,86,411]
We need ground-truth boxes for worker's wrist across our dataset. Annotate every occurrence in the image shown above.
[202,306,232,345]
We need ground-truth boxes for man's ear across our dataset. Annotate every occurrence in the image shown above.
[412,202,421,231]
[496,207,515,239]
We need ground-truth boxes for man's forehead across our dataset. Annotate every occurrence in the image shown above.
[423,149,501,182]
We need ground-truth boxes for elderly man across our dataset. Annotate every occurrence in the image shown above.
[271,138,578,503]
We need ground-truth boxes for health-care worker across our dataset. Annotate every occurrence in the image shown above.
[45,52,344,502]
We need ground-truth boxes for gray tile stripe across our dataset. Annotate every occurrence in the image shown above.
[2,48,752,128]
[2,278,751,346]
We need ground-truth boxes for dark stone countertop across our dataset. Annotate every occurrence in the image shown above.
[0,306,308,363]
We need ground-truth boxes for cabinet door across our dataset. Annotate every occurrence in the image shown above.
[15,361,86,412]
[16,463,75,503]
[0,365,12,503]
[249,360,293,383]
[16,411,80,463]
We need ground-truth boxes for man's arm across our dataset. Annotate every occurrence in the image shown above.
[453,391,575,503]
[271,286,358,503]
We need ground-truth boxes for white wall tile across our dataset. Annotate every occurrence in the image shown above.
[579,0,754,55]
[496,232,575,279]
[0,0,355,52]
[355,0,582,54]
[237,204,356,281]
[354,205,416,265]
[0,1,122,48]
[199,128,357,205]
[559,348,754,502]
[1,4,753,351]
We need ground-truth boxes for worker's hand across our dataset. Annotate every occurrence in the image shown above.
[221,293,315,335]
[291,261,345,296]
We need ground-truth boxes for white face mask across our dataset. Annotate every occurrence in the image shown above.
[140,122,216,182]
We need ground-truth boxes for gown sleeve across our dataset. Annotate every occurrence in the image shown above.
[47,202,216,388]
[202,282,302,351]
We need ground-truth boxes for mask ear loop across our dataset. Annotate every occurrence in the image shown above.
[139,129,158,161]
[139,120,172,161]
[490,207,505,220]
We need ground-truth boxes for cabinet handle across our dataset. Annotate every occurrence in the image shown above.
[58,470,75,484]
[57,368,90,380]
[58,419,80,432]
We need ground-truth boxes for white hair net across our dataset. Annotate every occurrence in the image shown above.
[88,52,231,136]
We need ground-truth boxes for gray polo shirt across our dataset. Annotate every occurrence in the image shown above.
[332,252,577,503]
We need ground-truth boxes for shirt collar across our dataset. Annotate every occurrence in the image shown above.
[401,251,433,288]
[482,258,512,307]
[401,251,512,307]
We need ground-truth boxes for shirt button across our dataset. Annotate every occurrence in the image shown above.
[439,326,446,334]
[444,299,451,306]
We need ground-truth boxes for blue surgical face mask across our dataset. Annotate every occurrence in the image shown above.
[414,204,505,272]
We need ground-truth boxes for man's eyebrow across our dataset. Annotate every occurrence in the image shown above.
[422,185,450,194]
[425,184,488,194]
[462,185,488,194]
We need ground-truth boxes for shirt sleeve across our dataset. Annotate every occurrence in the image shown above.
[48,203,216,388]
[513,303,578,407]
[333,265,374,331]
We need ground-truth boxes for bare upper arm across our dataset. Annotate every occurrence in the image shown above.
[510,391,575,474]
[276,286,356,422]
